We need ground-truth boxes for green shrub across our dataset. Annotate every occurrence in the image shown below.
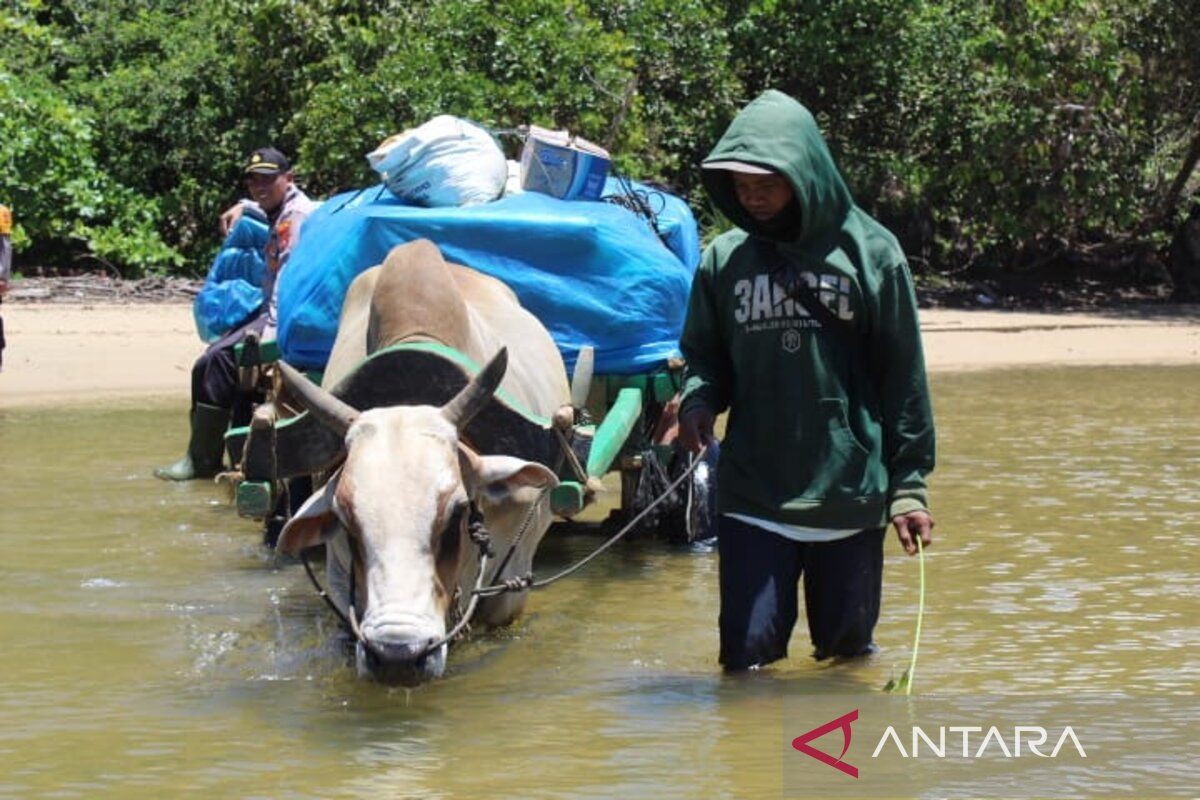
[0,70,182,274]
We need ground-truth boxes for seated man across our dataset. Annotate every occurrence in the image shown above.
[156,147,317,481]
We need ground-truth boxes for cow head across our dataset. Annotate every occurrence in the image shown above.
[274,348,557,686]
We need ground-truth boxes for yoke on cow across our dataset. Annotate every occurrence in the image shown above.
[231,341,596,515]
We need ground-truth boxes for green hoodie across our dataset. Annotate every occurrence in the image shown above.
[680,90,935,530]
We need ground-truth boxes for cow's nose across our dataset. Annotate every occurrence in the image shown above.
[371,639,430,664]
[360,638,438,687]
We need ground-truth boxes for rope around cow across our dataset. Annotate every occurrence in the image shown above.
[298,443,710,657]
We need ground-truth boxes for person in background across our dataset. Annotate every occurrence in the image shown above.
[156,147,316,481]
[677,90,936,671]
[0,204,12,371]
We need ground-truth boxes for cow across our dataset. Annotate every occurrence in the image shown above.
[273,239,570,686]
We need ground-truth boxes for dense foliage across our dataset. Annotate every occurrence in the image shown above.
[1,0,1196,283]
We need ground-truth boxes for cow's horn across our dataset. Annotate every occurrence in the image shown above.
[277,361,360,436]
[442,347,508,431]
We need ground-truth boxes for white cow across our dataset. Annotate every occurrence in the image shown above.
[275,239,569,686]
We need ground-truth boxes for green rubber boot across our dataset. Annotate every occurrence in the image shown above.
[154,403,231,481]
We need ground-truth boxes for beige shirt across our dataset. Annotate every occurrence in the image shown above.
[244,187,318,337]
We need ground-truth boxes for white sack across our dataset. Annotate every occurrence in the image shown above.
[367,116,507,207]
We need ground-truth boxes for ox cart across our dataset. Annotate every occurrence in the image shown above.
[222,178,717,548]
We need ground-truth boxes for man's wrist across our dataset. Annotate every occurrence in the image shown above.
[888,496,928,520]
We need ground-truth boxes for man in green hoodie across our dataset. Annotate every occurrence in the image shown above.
[678,90,936,671]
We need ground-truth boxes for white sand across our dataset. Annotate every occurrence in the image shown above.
[1,302,1197,408]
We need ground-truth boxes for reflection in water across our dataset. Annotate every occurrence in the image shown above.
[0,366,1197,797]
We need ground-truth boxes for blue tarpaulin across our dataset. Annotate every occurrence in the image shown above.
[276,179,700,374]
[192,216,269,342]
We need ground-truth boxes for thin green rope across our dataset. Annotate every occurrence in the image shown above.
[905,536,926,696]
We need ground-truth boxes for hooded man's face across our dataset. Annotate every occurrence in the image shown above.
[731,172,795,223]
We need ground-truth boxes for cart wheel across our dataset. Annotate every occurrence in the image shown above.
[628,441,719,544]
[679,441,718,545]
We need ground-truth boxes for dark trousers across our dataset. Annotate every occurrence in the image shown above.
[190,314,267,424]
[717,515,884,670]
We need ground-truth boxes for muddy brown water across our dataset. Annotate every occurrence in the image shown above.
[1,366,1196,798]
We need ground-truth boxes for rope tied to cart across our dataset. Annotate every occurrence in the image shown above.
[472,442,709,597]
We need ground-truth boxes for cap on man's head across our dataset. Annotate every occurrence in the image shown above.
[243,147,291,176]
[702,159,774,175]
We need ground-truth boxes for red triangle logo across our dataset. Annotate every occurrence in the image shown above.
[791,709,859,778]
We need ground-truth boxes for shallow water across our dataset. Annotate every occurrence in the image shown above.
[1,366,1197,798]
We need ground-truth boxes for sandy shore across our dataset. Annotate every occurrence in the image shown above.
[1,301,1198,408]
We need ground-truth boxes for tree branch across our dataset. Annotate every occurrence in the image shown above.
[1161,111,1200,221]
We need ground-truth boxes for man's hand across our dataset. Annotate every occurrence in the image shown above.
[892,510,934,556]
[219,203,245,237]
[678,406,715,454]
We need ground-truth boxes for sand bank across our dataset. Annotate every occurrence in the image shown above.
[1,302,1197,408]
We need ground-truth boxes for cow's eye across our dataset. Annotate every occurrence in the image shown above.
[481,481,511,503]
[437,502,467,564]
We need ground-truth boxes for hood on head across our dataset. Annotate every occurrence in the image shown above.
[702,90,854,245]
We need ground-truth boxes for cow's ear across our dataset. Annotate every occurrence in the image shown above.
[458,446,558,502]
[277,470,342,555]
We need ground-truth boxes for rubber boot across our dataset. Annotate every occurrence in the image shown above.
[154,403,232,481]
